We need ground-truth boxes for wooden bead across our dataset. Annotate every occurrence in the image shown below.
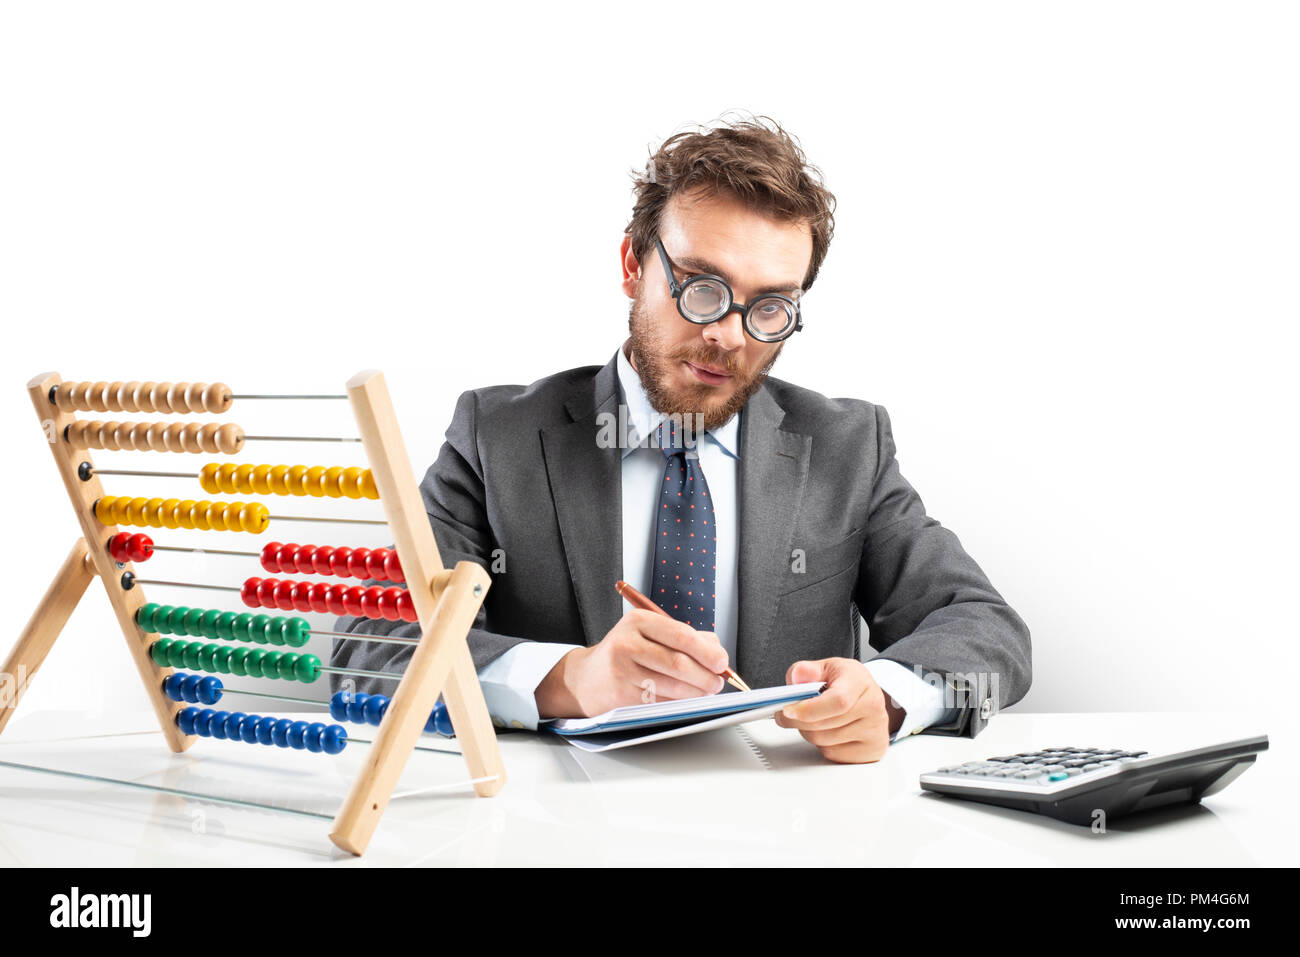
[120,381,142,413]
[203,382,232,414]
[215,423,243,455]
[136,382,158,413]
[179,422,203,454]
[198,423,221,454]
[184,382,207,413]
[89,381,111,413]
[152,382,174,415]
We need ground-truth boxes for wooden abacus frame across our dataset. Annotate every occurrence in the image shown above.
[0,369,505,856]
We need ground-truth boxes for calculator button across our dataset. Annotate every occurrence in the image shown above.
[1081,763,1102,771]
[1047,772,1069,781]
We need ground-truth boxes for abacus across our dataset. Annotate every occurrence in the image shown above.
[0,371,505,856]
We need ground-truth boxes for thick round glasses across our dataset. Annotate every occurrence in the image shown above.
[654,236,804,343]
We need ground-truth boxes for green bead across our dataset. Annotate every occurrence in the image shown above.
[284,618,310,648]
[198,643,218,673]
[150,638,172,666]
[233,613,255,643]
[182,641,204,671]
[198,609,222,641]
[252,614,273,645]
[264,616,284,646]
[294,654,321,683]
[214,611,237,642]
[137,603,160,633]
[229,646,250,677]
[165,605,190,635]
[167,641,188,669]
[182,608,206,638]
[277,653,298,680]
[262,651,284,680]
[213,644,234,674]
[245,648,268,679]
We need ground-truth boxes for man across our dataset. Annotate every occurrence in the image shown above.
[334,116,1031,763]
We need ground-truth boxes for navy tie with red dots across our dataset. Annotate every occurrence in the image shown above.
[650,419,716,631]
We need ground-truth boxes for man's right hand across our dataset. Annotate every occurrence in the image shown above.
[535,609,731,718]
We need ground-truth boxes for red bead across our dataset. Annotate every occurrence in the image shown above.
[383,549,404,583]
[331,546,354,578]
[290,580,313,613]
[325,584,348,615]
[396,590,418,622]
[360,586,384,619]
[348,549,370,580]
[272,580,296,612]
[362,548,383,580]
[342,586,366,617]
[295,544,318,576]
[257,577,281,609]
[281,543,304,576]
[242,577,264,608]
[126,533,153,562]
[107,533,128,562]
[308,581,332,614]
[260,542,283,574]
[312,545,335,577]
[376,587,401,621]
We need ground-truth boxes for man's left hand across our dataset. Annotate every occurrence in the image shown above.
[774,658,904,764]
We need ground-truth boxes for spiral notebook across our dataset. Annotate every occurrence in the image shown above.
[539,681,826,753]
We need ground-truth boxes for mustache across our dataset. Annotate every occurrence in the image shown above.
[671,348,741,375]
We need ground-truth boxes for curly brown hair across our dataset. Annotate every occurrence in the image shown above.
[626,113,837,292]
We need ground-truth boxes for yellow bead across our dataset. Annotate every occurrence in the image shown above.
[209,502,231,532]
[95,496,117,525]
[304,466,327,497]
[145,498,166,528]
[217,464,239,495]
[126,497,150,527]
[192,501,213,531]
[340,467,363,498]
[242,503,270,534]
[176,500,198,529]
[269,465,290,496]
[251,464,272,496]
[161,499,182,529]
[286,465,309,496]
[234,464,256,495]
[359,471,379,500]
[199,463,221,494]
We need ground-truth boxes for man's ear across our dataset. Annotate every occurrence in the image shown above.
[620,235,642,298]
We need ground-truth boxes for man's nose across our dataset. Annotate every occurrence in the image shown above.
[701,309,746,353]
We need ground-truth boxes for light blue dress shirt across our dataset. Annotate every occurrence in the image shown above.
[476,343,950,739]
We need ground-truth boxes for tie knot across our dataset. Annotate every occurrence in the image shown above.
[656,420,689,459]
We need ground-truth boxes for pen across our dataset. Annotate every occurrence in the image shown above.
[614,580,752,693]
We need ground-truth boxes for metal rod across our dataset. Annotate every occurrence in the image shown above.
[230,394,349,401]
[89,468,198,479]
[132,578,241,592]
[150,545,261,559]
[269,515,387,526]
[318,664,404,681]
[245,435,363,444]
[312,629,418,645]
[0,758,334,820]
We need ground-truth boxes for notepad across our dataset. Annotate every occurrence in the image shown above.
[539,681,825,752]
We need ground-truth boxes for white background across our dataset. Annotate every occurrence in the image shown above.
[1,2,1295,731]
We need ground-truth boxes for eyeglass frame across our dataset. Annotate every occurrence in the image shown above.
[652,235,804,343]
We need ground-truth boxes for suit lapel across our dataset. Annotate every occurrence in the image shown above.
[540,355,625,647]
[736,384,812,683]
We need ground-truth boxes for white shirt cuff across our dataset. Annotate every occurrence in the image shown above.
[476,641,577,731]
[865,658,949,741]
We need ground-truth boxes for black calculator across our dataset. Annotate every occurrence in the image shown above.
[919,735,1268,825]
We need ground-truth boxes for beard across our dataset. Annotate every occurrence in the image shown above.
[627,292,783,433]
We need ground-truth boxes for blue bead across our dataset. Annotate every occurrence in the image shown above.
[287,720,309,749]
[240,715,261,744]
[194,709,215,737]
[163,673,185,702]
[322,725,347,755]
[329,691,350,722]
[225,712,247,740]
[180,674,202,704]
[209,710,231,739]
[432,701,454,737]
[197,676,223,706]
[176,706,198,735]
[272,718,293,747]
[304,722,327,753]
[255,716,276,745]
[346,693,370,724]
[362,695,386,726]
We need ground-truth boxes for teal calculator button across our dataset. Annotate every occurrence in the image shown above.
[1048,771,1069,781]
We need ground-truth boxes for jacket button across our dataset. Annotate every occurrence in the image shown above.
[979,698,994,720]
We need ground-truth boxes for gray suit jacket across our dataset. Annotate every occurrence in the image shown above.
[332,348,1031,737]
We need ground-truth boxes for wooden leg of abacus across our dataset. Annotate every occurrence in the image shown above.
[0,538,97,735]
[328,560,495,855]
